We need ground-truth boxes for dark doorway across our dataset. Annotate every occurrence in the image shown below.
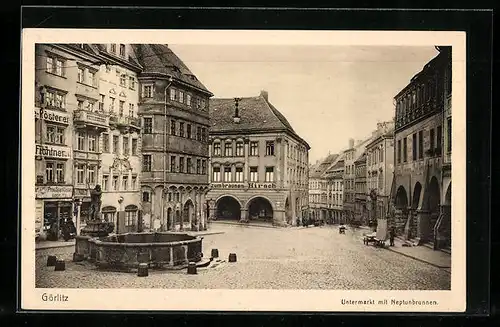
[412,182,422,209]
[395,186,408,209]
[183,200,194,225]
[427,176,441,233]
[216,196,241,220]
[247,197,273,221]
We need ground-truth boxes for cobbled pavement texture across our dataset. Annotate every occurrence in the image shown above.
[35,225,451,290]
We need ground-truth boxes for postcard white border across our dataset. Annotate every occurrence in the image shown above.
[21,29,466,312]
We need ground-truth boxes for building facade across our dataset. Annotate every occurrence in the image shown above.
[342,138,371,224]
[354,153,368,225]
[35,44,85,237]
[391,46,452,250]
[207,91,310,226]
[135,44,213,232]
[324,159,345,224]
[308,154,338,223]
[365,121,395,228]
[34,43,148,238]
[92,44,143,233]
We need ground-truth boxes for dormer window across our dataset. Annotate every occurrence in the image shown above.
[119,44,126,57]
[110,44,116,54]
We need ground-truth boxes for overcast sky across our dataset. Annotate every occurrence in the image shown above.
[169,44,439,164]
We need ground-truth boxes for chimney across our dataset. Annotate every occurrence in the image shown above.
[260,90,268,101]
[348,138,354,148]
[233,97,241,123]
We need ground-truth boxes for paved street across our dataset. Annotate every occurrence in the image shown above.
[35,224,450,290]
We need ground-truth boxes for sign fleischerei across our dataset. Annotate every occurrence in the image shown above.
[36,185,73,199]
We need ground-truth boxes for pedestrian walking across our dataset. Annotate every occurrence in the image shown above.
[389,226,396,246]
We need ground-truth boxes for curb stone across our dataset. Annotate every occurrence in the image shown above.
[385,247,451,271]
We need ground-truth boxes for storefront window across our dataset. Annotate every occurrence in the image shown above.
[125,205,138,227]
[102,206,117,224]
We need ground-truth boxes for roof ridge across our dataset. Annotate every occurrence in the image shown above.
[259,95,289,130]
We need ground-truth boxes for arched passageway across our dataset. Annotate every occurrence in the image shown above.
[412,182,422,209]
[427,177,441,238]
[216,196,241,220]
[445,183,451,206]
[395,186,409,209]
[183,200,194,225]
[247,197,273,221]
[166,207,172,231]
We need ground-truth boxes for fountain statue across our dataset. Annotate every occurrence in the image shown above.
[73,185,115,262]
[80,185,114,237]
[89,184,102,221]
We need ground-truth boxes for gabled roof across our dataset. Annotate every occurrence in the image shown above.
[131,44,211,94]
[310,153,339,178]
[209,93,310,148]
[355,152,367,164]
[329,159,345,171]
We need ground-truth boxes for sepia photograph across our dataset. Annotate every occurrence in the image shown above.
[21,29,466,312]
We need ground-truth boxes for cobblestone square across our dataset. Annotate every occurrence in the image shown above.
[36,224,450,290]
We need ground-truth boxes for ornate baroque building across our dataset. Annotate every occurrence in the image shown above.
[391,46,452,250]
[135,44,213,232]
[207,91,310,226]
[91,44,143,233]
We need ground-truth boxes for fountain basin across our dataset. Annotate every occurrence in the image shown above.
[75,232,203,270]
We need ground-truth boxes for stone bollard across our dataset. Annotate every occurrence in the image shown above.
[137,252,149,264]
[211,249,219,259]
[187,262,197,275]
[73,253,84,262]
[54,259,65,271]
[89,249,97,263]
[46,255,57,267]
[228,253,237,263]
[137,263,149,277]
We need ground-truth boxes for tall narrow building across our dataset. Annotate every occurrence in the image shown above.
[89,44,143,233]
[391,46,451,250]
[134,44,213,232]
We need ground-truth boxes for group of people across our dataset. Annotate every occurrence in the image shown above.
[47,217,76,241]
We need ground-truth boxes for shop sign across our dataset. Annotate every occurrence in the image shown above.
[248,182,276,189]
[212,183,246,189]
[34,108,70,125]
[35,144,71,159]
[36,185,73,199]
[211,182,276,189]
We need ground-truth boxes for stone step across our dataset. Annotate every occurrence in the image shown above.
[422,241,452,254]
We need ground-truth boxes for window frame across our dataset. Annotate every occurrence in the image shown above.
[265,141,275,156]
[249,166,258,182]
[143,117,153,134]
[250,141,259,156]
[142,154,152,172]
[265,166,274,182]
[212,167,221,182]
